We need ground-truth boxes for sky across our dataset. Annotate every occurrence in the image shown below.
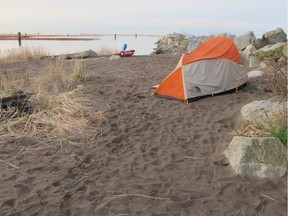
[1,0,287,37]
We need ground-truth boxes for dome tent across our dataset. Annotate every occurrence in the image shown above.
[154,36,248,102]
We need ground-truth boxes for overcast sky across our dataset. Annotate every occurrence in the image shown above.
[1,0,287,37]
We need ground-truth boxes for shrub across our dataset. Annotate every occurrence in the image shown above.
[267,58,287,100]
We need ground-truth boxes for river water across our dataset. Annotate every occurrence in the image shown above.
[0,35,161,57]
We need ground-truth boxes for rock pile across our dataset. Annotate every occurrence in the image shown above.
[153,32,235,54]
[234,28,287,67]
[186,33,236,53]
[154,28,287,68]
[153,33,190,54]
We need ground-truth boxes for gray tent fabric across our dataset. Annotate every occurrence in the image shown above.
[182,59,248,99]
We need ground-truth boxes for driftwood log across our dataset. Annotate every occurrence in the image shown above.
[0,93,32,109]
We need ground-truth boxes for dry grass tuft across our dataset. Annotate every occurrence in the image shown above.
[97,47,114,55]
[233,107,287,146]
[1,47,49,63]
[0,56,102,144]
[31,57,87,95]
[1,91,85,137]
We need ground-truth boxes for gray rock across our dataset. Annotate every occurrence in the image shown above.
[242,44,257,60]
[240,44,258,66]
[255,42,286,60]
[234,31,256,51]
[263,28,287,45]
[252,38,268,50]
[240,98,287,130]
[283,42,287,57]
[224,136,287,177]
[249,55,260,68]
[259,60,271,69]
[247,70,265,79]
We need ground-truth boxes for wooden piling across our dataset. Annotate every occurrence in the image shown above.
[18,32,21,46]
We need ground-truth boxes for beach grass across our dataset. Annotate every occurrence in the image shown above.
[1,47,49,63]
[0,56,101,144]
[97,47,114,55]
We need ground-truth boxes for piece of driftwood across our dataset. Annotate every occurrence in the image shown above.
[0,93,32,109]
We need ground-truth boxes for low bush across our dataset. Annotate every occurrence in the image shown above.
[268,58,287,100]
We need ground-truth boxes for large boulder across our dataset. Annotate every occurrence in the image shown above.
[255,42,286,60]
[241,44,257,60]
[240,44,260,67]
[234,31,256,51]
[240,98,287,130]
[252,38,268,50]
[263,27,287,45]
[252,28,287,50]
[224,136,287,177]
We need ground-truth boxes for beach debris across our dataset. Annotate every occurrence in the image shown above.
[224,136,286,177]
[63,50,98,60]
[109,55,121,60]
[0,91,32,109]
[0,158,19,169]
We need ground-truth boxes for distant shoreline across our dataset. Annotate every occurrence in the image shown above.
[0,33,162,41]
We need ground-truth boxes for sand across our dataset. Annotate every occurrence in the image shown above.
[0,54,287,215]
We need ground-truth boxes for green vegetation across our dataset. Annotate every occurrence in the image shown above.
[267,59,287,146]
[267,126,287,147]
[235,58,287,146]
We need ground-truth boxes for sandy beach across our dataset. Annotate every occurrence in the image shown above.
[0,54,287,215]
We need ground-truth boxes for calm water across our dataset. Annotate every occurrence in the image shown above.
[0,35,160,57]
